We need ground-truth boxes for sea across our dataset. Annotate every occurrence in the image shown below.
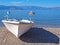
[0,9,60,27]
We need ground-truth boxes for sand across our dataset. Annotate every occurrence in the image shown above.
[0,26,60,45]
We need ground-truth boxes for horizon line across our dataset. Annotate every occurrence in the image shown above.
[0,5,60,8]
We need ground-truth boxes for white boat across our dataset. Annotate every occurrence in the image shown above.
[2,19,34,37]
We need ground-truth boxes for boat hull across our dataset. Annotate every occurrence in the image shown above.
[2,20,33,37]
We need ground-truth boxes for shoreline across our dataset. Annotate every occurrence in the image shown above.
[1,23,60,28]
[1,25,60,35]
[1,25,60,28]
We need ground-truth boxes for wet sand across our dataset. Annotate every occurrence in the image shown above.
[0,26,60,45]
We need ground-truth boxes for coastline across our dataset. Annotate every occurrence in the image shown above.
[1,25,60,33]
[0,25,60,38]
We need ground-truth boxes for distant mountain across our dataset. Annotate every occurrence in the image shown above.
[0,5,60,10]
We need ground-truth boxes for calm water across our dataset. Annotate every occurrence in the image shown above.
[0,9,60,27]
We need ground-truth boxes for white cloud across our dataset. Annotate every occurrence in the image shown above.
[10,2,23,6]
[0,0,29,6]
[0,2,22,6]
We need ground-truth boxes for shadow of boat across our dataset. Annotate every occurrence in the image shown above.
[19,27,59,44]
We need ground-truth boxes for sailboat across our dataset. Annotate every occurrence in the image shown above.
[2,11,34,37]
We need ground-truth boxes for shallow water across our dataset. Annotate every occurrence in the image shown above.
[0,9,60,27]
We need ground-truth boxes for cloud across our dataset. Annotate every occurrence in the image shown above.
[0,2,23,6]
[10,2,23,6]
[0,0,29,6]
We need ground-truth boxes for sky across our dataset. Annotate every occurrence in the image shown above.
[0,0,60,7]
